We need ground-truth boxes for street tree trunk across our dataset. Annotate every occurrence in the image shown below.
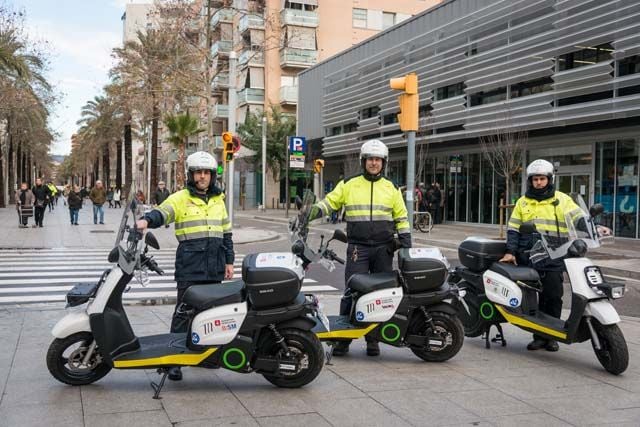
[116,138,122,189]
[124,119,133,199]
[151,99,159,193]
[103,144,110,188]
[176,140,186,189]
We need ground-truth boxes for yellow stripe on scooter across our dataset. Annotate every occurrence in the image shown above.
[113,348,217,368]
[495,306,567,339]
[316,324,379,340]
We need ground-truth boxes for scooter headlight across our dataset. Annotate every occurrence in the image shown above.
[610,285,625,299]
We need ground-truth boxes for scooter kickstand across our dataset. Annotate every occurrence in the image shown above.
[151,368,169,399]
[491,323,507,347]
[325,343,334,366]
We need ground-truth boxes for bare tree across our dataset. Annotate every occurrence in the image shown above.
[479,116,528,207]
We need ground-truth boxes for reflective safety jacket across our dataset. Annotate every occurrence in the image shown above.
[316,174,411,246]
[47,184,58,196]
[506,191,582,270]
[144,185,234,282]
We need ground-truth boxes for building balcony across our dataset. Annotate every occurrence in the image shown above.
[280,8,318,27]
[212,73,229,90]
[211,40,233,57]
[211,8,234,28]
[212,104,229,119]
[239,14,264,34]
[279,47,317,69]
[238,88,265,105]
[239,49,264,66]
[279,86,298,105]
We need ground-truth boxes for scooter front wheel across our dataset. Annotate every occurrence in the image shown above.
[591,320,629,375]
[260,328,324,388]
[409,311,464,362]
[47,332,111,385]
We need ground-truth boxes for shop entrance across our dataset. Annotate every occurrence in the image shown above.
[557,173,591,203]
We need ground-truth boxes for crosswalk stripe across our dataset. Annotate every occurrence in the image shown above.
[0,262,245,271]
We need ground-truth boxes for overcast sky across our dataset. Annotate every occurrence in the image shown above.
[16,0,150,155]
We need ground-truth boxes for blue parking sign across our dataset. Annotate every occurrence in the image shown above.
[289,136,306,153]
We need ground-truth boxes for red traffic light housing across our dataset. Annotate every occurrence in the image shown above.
[222,132,235,163]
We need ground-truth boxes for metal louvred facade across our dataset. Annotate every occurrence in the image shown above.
[298,0,640,158]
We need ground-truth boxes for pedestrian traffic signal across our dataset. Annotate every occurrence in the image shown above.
[389,73,419,132]
[222,132,234,163]
[313,159,325,173]
[217,164,224,175]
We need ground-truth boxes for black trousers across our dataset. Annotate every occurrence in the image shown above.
[34,206,45,226]
[534,270,564,340]
[171,281,221,333]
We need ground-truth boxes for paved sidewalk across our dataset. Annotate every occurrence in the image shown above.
[238,208,640,281]
[0,296,638,426]
[0,203,279,250]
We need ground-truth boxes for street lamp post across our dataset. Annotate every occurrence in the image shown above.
[227,51,237,224]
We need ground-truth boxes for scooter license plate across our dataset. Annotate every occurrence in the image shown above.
[317,303,331,332]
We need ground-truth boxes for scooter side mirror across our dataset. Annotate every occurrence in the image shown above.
[108,246,119,263]
[332,229,348,243]
[589,203,604,218]
[145,232,160,250]
[519,222,537,235]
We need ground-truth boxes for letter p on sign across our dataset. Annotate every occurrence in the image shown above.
[289,136,306,153]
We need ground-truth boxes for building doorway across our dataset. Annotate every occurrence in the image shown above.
[557,173,591,204]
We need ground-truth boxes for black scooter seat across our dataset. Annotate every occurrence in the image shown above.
[348,272,399,294]
[490,263,540,282]
[182,280,245,311]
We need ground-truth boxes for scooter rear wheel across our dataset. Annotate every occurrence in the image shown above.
[450,284,486,337]
[591,320,629,375]
[260,328,324,388]
[47,332,111,385]
[409,311,464,362]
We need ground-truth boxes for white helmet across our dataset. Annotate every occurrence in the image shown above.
[360,139,388,161]
[526,159,554,179]
[186,151,217,175]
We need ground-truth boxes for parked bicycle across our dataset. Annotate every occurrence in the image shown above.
[414,211,433,233]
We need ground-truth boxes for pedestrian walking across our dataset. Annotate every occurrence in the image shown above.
[68,185,82,225]
[107,187,114,208]
[113,187,122,208]
[89,180,106,225]
[310,139,411,357]
[136,151,234,382]
[15,182,35,228]
[47,182,58,211]
[31,178,50,228]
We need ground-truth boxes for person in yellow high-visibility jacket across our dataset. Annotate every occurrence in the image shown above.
[500,159,584,353]
[310,139,411,357]
[136,151,234,381]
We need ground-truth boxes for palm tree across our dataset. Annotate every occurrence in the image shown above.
[164,112,204,188]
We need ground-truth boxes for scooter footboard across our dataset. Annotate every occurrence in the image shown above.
[52,311,91,338]
[585,300,620,325]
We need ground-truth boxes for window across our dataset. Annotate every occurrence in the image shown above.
[469,87,507,107]
[343,122,358,133]
[361,106,380,120]
[436,82,464,100]
[419,104,433,118]
[618,55,640,77]
[353,8,367,28]
[510,77,553,98]
[383,113,398,125]
[558,43,614,71]
[557,91,613,106]
[382,12,395,30]
[327,126,342,137]
[436,124,464,134]
[359,132,381,141]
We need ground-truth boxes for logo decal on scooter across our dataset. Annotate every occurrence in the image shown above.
[509,297,519,307]
[192,332,200,344]
[356,311,365,321]
[376,299,381,305]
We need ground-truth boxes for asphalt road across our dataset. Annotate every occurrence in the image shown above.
[234,216,640,318]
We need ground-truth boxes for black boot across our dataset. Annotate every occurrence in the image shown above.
[332,341,350,356]
[168,367,182,381]
[527,338,547,351]
[545,340,559,352]
[366,340,380,356]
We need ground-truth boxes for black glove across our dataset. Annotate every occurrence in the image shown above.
[398,233,412,249]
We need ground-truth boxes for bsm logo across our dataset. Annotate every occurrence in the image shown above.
[214,320,221,326]
[375,299,381,305]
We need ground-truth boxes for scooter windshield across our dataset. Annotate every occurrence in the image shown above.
[530,195,600,262]
[114,184,148,248]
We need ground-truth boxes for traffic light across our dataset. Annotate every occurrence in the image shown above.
[389,73,419,132]
[222,131,234,163]
[313,159,325,173]
[217,164,224,175]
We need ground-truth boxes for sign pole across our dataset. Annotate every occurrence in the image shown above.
[285,135,289,218]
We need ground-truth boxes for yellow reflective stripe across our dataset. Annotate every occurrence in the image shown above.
[345,204,392,213]
[397,226,410,234]
[176,231,224,241]
[175,219,227,230]
[316,324,379,340]
[113,348,217,368]
[317,200,331,215]
[345,214,393,222]
[509,217,522,225]
[158,205,175,224]
[394,216,408,223]
[495,306,567,339]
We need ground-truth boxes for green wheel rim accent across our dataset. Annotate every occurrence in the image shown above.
[480,302,495,320]
[222,348,246,370]
[381,323,401,342]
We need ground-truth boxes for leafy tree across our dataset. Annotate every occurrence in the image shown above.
[164,112,204,188]
[237,106,295,181]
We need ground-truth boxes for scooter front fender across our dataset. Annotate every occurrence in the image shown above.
[585,300,620,325]
[51,310,91,338]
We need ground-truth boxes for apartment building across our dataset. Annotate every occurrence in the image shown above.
[205,0,438,208]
